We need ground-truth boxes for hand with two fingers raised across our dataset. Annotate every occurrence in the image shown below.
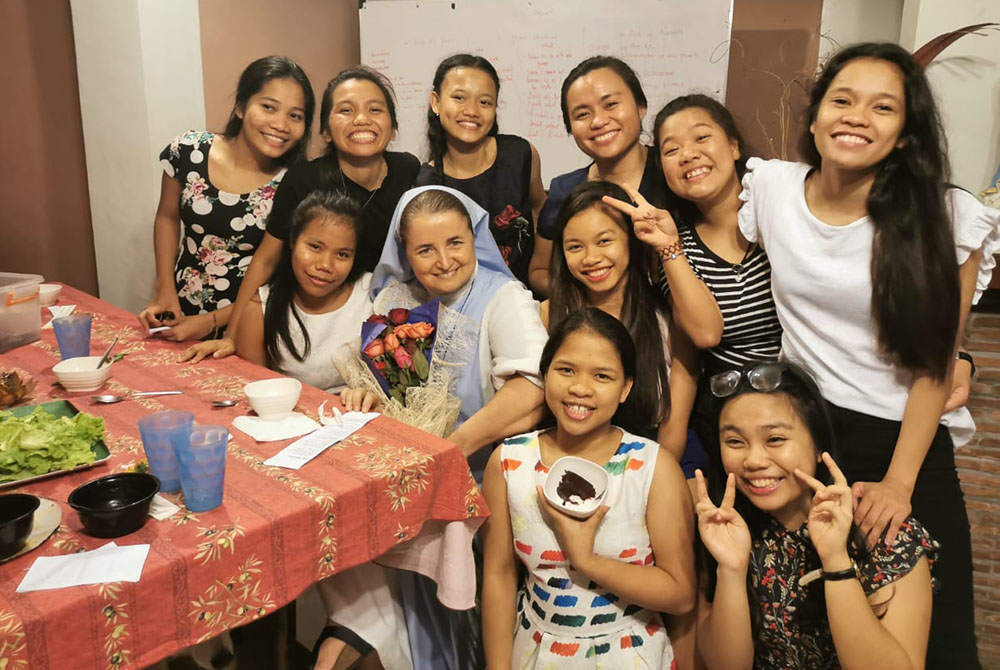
[536,485,609,572]
[795,452,855,566]
[694,470,751,574]
[601,182,681,250]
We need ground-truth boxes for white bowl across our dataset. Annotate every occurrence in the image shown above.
[243,378,301,420]
[543,456,610,519]
[52,356,113,392]
[38,284,62,306]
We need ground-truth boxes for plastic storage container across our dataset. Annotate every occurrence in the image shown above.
[0,273,43,353]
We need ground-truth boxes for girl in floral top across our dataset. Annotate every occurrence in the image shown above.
[695,361,935,670]
[137,56,315,342]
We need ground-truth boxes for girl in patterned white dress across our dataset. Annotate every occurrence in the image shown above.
[482,307,696,669]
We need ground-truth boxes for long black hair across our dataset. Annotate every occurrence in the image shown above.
[559,56,647,134]
[547,180,670,433]
[701,361,879,640]
[263,191,363,368]
[799,42,959,381]
[652,94,753,227]
[425,54,501,182]
[539,306,637,393]
[316,67,400,190]
[223,56,315,167]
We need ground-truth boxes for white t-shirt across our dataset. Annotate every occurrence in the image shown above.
[259,273,374,393]
[738,158,1000,446]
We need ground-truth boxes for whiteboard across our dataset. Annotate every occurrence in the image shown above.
[359,0,733,186]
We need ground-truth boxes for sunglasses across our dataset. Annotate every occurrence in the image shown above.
[709,362,785,398]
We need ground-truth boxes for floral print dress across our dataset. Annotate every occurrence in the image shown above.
[159,131,286,315]
[749,516,936,669]
[501,429,675,669]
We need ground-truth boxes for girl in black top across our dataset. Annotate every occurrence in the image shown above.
[415,54,546,290]
[528,56,671,296]
[184,67,419,362]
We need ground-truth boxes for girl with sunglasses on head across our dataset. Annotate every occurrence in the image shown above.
[481,307,695,669]
[415,54,547,289]
[183,66,420,363]
[738,43,999,667]
[138,56,314,343]
[697,361,935,670]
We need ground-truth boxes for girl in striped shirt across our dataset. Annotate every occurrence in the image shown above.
[605,95,782,457]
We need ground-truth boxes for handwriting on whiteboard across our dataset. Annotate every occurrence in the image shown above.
[361,0,732,185]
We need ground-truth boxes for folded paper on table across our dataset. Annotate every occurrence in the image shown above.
[263,412,380,470]
[148,493,179,520]
[17,542,151,592]
[232,412,320,442]
[41,305,76,329]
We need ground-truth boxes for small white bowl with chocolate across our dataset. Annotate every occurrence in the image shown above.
[543,456,609,519]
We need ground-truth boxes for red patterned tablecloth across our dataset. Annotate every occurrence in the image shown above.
[0,286,487,670]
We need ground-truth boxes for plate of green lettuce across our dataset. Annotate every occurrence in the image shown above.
[0,400,109,489]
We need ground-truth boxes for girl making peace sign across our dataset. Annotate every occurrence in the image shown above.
[695,361,935,670]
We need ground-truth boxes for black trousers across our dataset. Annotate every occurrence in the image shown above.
[828,404,981,670]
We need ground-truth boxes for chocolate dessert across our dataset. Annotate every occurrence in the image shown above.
[557,470,597,506]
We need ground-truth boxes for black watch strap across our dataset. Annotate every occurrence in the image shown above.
[957,351,976,378]
[822,562,859,582]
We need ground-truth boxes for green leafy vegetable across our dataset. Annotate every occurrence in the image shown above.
[0,407,103,481]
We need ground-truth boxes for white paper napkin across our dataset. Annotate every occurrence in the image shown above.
[148,493,180,520]
[42,304,76,329]
[231,412,320,442]
[264,412,380,470]
[17,542,150,592]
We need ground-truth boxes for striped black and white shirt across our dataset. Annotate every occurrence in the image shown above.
[659,224,782,373]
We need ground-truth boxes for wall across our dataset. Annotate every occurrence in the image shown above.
[0,0,97,294]
[198,0,361,158]
[818,0,904,61]
[901,0,1000,192]
[725,0,823,161]
[964,313,1000,669]
[70,0,206,312]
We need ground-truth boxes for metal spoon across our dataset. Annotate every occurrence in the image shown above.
[90,391,183,404]
[211,399,239,408]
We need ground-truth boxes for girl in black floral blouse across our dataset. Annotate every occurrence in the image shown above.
[694,361,935,670]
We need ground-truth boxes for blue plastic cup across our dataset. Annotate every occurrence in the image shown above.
[52,314,92,360]
[137,410,193,493]
[175,425,228,513]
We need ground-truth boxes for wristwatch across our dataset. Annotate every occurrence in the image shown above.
[822,561,860,582]
[956,351,976,378]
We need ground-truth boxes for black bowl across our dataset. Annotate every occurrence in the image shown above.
[68,473,160,538]
[0,494,40,559]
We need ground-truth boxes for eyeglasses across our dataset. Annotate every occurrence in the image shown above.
[709,363,785,398]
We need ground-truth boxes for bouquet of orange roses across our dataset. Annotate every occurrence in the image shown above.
[361,301,438,406]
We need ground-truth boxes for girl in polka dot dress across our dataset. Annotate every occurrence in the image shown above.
[138,56,314,342]
[482,308,696,669]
